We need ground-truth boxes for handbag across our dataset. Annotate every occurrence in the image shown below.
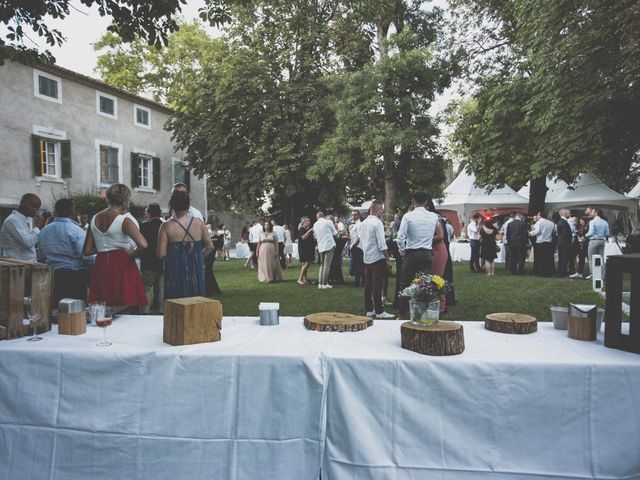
[495,243,501,253]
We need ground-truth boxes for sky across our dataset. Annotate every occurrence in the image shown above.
[8,0,455,115]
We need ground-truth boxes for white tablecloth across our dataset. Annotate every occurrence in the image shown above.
[322,322,640,479]
[2,318,639,480]
[604,242,623,259]
[0,317,327,480]
[449,242,506,263]
[235,242,250,258]
[450,242,471,262]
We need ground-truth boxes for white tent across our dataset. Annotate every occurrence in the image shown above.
[518,178,569,203]
[627,180,640,199]
[546,172,637,211]
[437,168,529,220]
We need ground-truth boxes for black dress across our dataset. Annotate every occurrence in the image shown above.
[328,237,347,284]
[298,227,316,263]
[480,225,498,261]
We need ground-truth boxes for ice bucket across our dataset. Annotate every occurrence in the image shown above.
[259,302,280,326]
[58,298,85,314]
[568,303,597,341]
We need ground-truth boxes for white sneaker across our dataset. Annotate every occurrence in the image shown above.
[375,311,396,320]
[318,284,324,289]
[569,273,583,279]
[585,275,593,280]
[366,311,376,317]
[324,284,333,289]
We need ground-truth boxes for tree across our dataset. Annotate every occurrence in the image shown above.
[448,0,640,213]
[168,1,351,223]
[0,0,186,64]
[94,21,221,105]
[313,0,454,215]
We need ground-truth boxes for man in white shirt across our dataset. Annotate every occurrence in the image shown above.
[359,201,394,319]
[530,212,556,276]
[271,219,286,269]
[171,183,204,221]
[396,191,439,318]
[248,220,264,269]
[467,216,481,272]
[0,193,43,261]
[314,212,337,289]
[348,211,364,287]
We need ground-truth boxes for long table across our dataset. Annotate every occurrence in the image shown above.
[1,317,639,480]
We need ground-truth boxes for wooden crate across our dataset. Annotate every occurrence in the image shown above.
[0,258,53,339]
[163,297,222,346]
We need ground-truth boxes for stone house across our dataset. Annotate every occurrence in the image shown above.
[0,60,207,223]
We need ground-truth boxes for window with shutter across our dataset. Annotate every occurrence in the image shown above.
[100,146,119,184]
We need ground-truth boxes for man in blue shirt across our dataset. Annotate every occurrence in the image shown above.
[39,198,94,305]
[584,207,610,280]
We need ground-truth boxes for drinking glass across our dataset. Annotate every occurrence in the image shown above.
[89,302,106,327]
[96,307,112,347]
[27,313,43,341]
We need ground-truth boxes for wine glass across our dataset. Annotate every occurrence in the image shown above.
[96,307,112,347]
[89,302,106,327]
[27,312,43,342]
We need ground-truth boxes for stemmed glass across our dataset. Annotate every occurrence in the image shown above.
[96,307,112,347]
[23,297,43,341]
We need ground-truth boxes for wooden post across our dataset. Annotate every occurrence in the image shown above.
[400,321,464,356]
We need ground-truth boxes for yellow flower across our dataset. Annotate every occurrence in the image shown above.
[432,276,445,289]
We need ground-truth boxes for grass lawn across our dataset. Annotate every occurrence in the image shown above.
[212,258,604,321]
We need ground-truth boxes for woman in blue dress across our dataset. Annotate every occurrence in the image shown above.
[157,191,214,299]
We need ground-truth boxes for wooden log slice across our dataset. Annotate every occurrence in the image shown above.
[485,312,537,334]
[401,321,465,356]
[304,312,373,332]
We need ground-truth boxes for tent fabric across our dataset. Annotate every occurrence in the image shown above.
[518,178,569,203]
[436,168,528,220]
[627,180,640,199]
[545,172,637,211]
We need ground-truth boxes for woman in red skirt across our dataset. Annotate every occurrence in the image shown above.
[83,184,148,311]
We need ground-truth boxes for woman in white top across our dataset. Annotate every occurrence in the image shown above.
[83,184,148,309]
[283,224,293,268]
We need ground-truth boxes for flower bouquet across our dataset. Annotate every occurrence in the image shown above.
[400,273,447,326]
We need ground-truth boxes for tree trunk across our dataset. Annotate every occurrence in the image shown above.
[384,153,397,218]
[528,175,547,216]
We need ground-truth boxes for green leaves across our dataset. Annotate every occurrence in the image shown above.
[449,0,640,197]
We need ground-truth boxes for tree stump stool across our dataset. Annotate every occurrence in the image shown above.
[485,312,537,334]
[304,312,373,332]
[400,321,465,356]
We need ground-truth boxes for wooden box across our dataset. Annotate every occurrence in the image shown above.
[58,312,87,336]
[163,297,222,346]
[0,258,53,339]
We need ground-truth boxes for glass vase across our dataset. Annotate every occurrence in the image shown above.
[409,299,439,326]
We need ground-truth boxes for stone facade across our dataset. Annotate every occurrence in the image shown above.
[0,60,206,222]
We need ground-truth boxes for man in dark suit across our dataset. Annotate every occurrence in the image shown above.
[140,203,164,314]
[556,209,572,277]
[506,213,529,275]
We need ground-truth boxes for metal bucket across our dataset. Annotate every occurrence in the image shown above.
[259,302,280,326]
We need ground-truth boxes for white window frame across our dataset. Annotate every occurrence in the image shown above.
[32,125,67,182]
[172,157,189,185]
[96,91,118,119]
[40,140,60,178]
[133,147,157,192]
[133,104,151,129]
[95,139,123,188]
[33,69,62,104]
